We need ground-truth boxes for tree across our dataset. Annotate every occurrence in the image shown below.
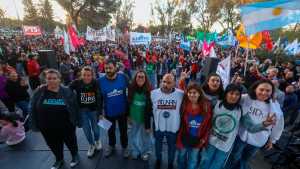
[39,0,55,31]
[195,0,221,32]
[56,0,120,29]
[0,8,5,25]
[114,0,134,32]
[23,0,39,25]
[218,1,240,31]
[153,0,178,36]
[173,0,197,35]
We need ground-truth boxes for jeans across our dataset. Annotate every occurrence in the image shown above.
[16,100,29,118]
[177,148,200,169]
[81,111,100,145]
[224,137,259,169]
[129,121,152,158]
[200,144,229,169]
[154,131,177,165]
[147,73,156,89]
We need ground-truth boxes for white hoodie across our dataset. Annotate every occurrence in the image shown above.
[238,95,284,147]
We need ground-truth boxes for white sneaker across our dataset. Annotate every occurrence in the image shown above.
[87,145,95,158]
[95,140,102,151]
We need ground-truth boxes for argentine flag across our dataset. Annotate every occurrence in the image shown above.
[240,0,300,36]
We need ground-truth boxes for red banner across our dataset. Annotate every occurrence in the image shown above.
[23,26,42,36]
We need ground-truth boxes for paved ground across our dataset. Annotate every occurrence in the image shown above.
[0,128,272,169]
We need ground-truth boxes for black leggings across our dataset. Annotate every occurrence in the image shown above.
[106,115,128,149]
[40,124,78,161]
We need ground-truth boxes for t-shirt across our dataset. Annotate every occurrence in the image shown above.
[98,73,128,117]
[130,92,146,123]
[70,80,99,111]
[209,101,242,152]
[187,114,203,137]
[146,63,155,74]
[239,95,272,147]
[151,88,184,133]
[36,90,70,129]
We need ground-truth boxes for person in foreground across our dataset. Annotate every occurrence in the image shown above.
[29,69,81,169]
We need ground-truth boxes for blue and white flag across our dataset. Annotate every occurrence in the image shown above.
[217,30,237,47]
[240,0,300,35]
[180,39,191,51]
[285,39,300,55]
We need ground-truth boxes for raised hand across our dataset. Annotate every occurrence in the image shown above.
[263,113,276,127]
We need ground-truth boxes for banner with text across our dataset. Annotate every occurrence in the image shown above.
[23,26,42,36]
[130,32,152,45]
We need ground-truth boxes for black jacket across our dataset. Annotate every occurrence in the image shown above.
[29,85,81,131]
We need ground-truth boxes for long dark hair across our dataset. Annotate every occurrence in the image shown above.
[248,79,275,103]
[180,82,208,114]
[219,83,242,110]
[201,73,224,97]
[128,70,152,104]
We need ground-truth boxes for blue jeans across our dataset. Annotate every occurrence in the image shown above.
[129,121,152,158]
[81,111,100,145]
[154,131,177,165]
[224,137,259,169]
[200,144,229,169]
[177,148,200,169]
[16,100,29,118]
[147,73,157,88]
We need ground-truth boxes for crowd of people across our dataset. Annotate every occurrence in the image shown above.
[0,34,299,169]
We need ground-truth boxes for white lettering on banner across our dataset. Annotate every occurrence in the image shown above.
[23,26,42,36]
[130,32,152,45]
[86,26,115,42]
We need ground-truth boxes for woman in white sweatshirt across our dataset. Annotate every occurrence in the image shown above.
[225,79,284,169]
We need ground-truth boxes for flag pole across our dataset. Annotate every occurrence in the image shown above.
[244,38,250,76]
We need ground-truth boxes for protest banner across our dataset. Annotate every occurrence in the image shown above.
[130,32,151,45]
[23,26,42,36]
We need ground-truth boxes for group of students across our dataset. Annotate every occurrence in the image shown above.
[1,57,283,169]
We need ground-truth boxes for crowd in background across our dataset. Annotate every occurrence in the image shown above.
[0,34,299,169]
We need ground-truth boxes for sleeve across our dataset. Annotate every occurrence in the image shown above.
[269,101,284,144]
[240,113,268,133]
[28,88,42,131]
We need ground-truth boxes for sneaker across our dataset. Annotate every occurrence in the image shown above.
[70,154,79,168]
[141,153,150,161]
[95,140,102,151]
[104,146,114,158]
[123,148,130,158]
[50,160,63,169]
[155,160,161,169]
[87,145,95,158]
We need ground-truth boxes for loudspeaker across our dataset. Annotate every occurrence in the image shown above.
[201,57,220,78]
[38,50,58,70]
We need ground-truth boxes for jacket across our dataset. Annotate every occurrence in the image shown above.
[176,100,212,149]
[26,59,40,77]
[29,85,81,131]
